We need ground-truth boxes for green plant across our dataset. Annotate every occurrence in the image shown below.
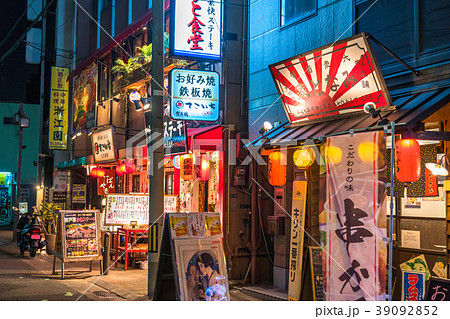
[38,203,59,234]
[111,58,142,77]
[136,44,152,64]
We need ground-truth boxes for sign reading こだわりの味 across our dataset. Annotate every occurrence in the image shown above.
[91,126,117,163]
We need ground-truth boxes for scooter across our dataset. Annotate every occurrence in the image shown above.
[17,216,47,257]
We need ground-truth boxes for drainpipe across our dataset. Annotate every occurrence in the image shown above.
[250,159,258,284]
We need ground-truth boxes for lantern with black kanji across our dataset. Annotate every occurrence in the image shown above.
[395,139,421,182]
[268,151,286,186]
[180,154,194,180]
[195,154,210,181]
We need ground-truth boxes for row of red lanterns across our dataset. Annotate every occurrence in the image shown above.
[179,154,211,181]
[89,162,136,178]
[267,139,422,187]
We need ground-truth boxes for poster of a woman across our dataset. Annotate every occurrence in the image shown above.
[176,239,229,301]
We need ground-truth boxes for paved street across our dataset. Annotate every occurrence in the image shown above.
[0,224,257,301]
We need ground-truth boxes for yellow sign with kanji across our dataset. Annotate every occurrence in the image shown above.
[49,66,69,149]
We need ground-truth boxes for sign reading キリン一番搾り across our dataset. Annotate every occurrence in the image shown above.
[91,126,117,164]
[270,33,391,124]
[170,0,222,61]
[170,69,219,122]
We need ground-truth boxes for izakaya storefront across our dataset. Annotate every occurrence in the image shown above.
[248,33,450,301]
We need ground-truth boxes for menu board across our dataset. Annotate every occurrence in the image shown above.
[168,212,222,240]
[309,246,324,301]
[63,211,99,258]
[425,277,450,301]
[105,194,149,225]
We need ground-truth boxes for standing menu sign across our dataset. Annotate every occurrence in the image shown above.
[52,210,102,279]
[309,246,324,301]
[105,194,149,225]
[154,213,229,301]
[63,211,99,258]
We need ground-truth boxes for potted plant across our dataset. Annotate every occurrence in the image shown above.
[37,203,59,255]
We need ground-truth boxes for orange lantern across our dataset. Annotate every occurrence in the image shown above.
[395,139,421,182]
[180,154,194,180]
[293,148,315,168]
[91,167,105,178]
[116,164,125,176]
[124,162,136,174]
[358,142,379,163]
[268,151,286,186]
[196,154,210,181]
[325,145,342,165]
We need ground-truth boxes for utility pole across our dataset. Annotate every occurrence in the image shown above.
[148,0,164,298]
[13,103,30,241]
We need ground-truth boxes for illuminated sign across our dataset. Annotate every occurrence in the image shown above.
[170,0,222,61]
[91,126,117,164]
[49,66,69,149]
[169,69,219,122]
[270,33,391,124]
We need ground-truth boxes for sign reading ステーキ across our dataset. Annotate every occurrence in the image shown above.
[270,33,391,124]
[170,0,222,61]
[91,126,117,164]
[49,66,69,149]
[170,69,219,122]
[163,107,187,155]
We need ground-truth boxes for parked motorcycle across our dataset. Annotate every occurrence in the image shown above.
[17,214,47,257]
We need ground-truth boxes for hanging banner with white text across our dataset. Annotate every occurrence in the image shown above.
[324,131,387,301]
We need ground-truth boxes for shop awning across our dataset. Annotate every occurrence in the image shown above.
[247,84,450,148]
[187,125,223,151]
[67,1,170,81]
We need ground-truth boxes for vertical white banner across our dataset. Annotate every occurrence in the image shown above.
[325,131,387,301]
[288,180,307,300]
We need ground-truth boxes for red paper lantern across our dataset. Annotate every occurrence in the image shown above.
[180,154,193,180]
[124,162,136,174]
[196,154,210,181]
[116,165,125,176]
[268,151,286,186]
[91,167,105,178]
[395,139,421,182]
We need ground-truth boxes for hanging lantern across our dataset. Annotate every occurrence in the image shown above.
[116,164,125,176]
[395,139,421,182]
[195,154,210,181]
[325,145,342,165]
[91,167,105,178]
[124,162,136,174]
[293,147,315,169]
[180,154,194,180]
[358,142,379,163]
[268,151,286,186]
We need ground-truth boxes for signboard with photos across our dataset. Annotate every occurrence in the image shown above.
[169,69,220,122]
[270,32,391,124]
[170,0,222,61]
[154,213,229,301]
[91,126,117,164]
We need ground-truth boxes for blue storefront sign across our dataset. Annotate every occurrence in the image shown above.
[169,69,219,122]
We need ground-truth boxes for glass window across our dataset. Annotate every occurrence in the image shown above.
[281,0,317,27]
[419,1,450,54]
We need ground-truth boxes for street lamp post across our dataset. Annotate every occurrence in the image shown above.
[13,103,30,241]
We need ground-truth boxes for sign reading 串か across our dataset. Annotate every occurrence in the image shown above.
[105,194,149,225]
[170,69,219,122]
[324,131,387,301]
[91,126,117,164]
[170,0,222,61]
[49,66,69,149]
[270,33,391,124]
[164,107,187,155]
[63,211,99,258]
